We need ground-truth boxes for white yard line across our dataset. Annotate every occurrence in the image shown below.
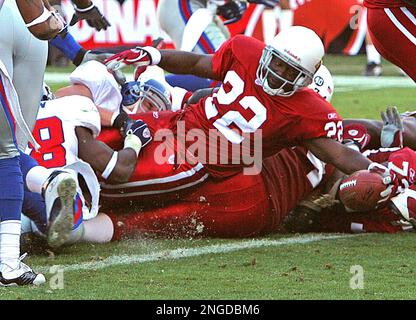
[36,233,360,273]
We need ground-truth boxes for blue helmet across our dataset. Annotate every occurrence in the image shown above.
[120,79,171,114]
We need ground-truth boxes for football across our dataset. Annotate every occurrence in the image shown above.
[338,170,386,212]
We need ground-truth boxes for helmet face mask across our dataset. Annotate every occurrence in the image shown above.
[256,46,314,97]
[121,80,172,114]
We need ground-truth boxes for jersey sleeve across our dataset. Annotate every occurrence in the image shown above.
[212,35,264,81]
[70,60,122,113]
[287,112,342,142]
[285,91,343,142]
[66,95,101,138]
[212,35,251,81]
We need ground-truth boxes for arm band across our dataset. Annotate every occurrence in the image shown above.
[26,7,52,28]
[50,32,83,61]
[143,46,162,65]
[101,151,118,179]
[74,3,95,12]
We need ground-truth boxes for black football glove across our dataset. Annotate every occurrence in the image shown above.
[247,0,280,8]
[217,1,247,25]
[124,119,152,148]
[70,4,111,31]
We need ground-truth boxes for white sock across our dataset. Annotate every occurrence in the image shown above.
[366,44,381,64]
[279,9,294,31]
[25,166,52,194]
[0,220,21,269]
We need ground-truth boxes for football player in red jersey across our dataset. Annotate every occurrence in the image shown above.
[286,107,416,235]
[106,27,377,181]
[364,0,416,81]
[71,65,384,241]
[285,147,416,235]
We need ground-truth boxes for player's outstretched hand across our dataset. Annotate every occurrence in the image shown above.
[368,162,402,204]
[70,3,111,31]
[381,106,404,148]
[105,46,161,80]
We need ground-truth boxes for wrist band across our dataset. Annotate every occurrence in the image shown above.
[26,7,52,28]
[74,3,95,12]
[143,46,162,65]
[102,151,118,179]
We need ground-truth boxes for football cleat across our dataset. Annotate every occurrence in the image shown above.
[364,62,383,77]
[42,170,77,248]
[0,253,46,286]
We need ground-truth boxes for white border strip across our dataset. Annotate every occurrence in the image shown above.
[384,8,416,46]
[101,173,209,197]
[35,234,359,273]
[101,162,205,189]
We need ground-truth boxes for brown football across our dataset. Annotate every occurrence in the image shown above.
[338,170,386,211]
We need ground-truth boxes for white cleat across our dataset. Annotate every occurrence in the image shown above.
[0,254,46,286]
[42,170,77,248]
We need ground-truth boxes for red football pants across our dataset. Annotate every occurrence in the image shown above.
[107,172,273,240]
[367,6,416,81]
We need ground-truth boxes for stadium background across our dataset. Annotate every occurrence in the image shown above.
[56,0,366,54]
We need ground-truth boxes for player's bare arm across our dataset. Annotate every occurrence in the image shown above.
[159,51,218,80]
[76,127,138,184]
[16,0,66,40]
[105,47,219,81]
[55,84,93,99]
[304,137,372,174]
[344,118,416,151]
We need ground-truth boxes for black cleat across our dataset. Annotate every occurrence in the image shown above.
[364,62,383,77]
[0,254,45,286]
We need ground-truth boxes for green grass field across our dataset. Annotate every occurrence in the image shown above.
[1,55,415,300]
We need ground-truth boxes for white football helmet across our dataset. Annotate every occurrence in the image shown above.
[308,65,334,102]
[256,26,325,97]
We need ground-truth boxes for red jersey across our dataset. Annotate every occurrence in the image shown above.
[314,205,413,233]
[180,35,342,178]
[261,147,328,228]
[107,146,329,239]
[314,147,416,233]
[364,147,416,185]
[364,0,409,8]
